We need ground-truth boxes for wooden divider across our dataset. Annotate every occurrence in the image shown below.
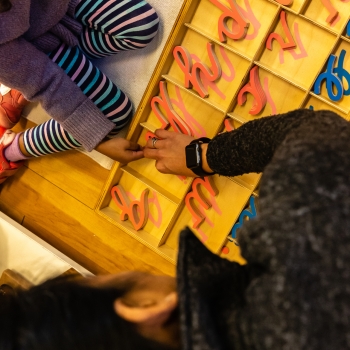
[97,0,350,263]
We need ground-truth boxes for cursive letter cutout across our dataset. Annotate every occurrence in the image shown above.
[232,0,261,41]
[173,42,222,98]
[275,0,293,5]
[147,191,163,228]
[230,195,257,238]
[209,0,250,42]
[171,86,207,138]
[224,118,235,131]
[237,66,267,115]
[125,190,163,229]
[277,22,308,64]
[263,77,277,115]
[111,185,150,231]
[185,177,219,229]
[190,46,235,100]
[313,54,344,101]
[151,81,193,135]
[321,0,339,25]
[266,11,296,51]
[334,49,350,96]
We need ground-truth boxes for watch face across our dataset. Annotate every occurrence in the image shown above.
[185,143,200,169]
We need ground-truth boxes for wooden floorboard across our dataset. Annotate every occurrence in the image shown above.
[26,150,109,209]
[0,119,175,276]
[12,119,110,209]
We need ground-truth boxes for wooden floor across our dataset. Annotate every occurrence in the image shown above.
[0,118,175,277]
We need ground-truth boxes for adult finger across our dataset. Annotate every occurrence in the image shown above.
[145,137,164,150]
[154,129,174,139]
[155,160,171,174]
[143,147,160,159]
[145,137,156,149]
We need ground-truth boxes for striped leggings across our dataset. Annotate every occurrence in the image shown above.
[22,0,159,157]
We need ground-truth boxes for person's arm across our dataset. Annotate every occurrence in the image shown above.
[0,37,114,152]
[144,109,315,177]
[205,109,316,176]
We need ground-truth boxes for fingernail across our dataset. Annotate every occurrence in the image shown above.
[164,292,177,303]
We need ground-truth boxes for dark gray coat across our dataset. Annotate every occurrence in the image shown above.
[178,110,350,349]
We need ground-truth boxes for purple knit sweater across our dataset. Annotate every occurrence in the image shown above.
[0,0,114,151]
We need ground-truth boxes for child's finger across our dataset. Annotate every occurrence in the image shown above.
[127,150,144,162]
[133,150,144,159]
[127,141,142,151]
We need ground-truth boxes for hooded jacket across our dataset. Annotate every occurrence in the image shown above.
[0,0,114,151]
[178,110,350,349]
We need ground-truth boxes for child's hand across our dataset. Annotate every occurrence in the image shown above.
[95,137,144,164]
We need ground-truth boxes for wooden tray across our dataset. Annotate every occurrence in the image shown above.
[97,0,350,263]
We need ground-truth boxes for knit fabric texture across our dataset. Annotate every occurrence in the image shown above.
[0,0,114,151]
[31,0,82,52]
[178,110,350,349]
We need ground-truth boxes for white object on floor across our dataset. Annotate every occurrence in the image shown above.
[22,0,185,169]
[0,84,11,95]
[0,211,92,285]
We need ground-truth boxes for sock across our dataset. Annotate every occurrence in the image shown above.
[4,133,32,162]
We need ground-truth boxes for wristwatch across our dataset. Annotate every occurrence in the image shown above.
[185,137,215,177]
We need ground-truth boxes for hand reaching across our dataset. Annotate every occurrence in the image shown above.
[143,129,198,177]
[95,137,144,164]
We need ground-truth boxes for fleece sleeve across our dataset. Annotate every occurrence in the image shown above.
[0,37,114,151]
[206,109,317,177]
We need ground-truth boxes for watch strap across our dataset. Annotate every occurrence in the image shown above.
[188,137,215,176]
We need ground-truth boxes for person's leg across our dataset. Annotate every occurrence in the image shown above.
[5,44,133,161]
[49,44,133,135]
[75,0,159,59]
[4,0,160,161]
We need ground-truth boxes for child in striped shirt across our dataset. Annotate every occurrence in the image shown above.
[0,0,159,183]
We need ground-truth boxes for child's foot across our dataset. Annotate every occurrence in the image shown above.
[0,89,29,129]
[0,129,24,184]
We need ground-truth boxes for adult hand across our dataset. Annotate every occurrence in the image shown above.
[144,129,197,177]
[95,137,144,164]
